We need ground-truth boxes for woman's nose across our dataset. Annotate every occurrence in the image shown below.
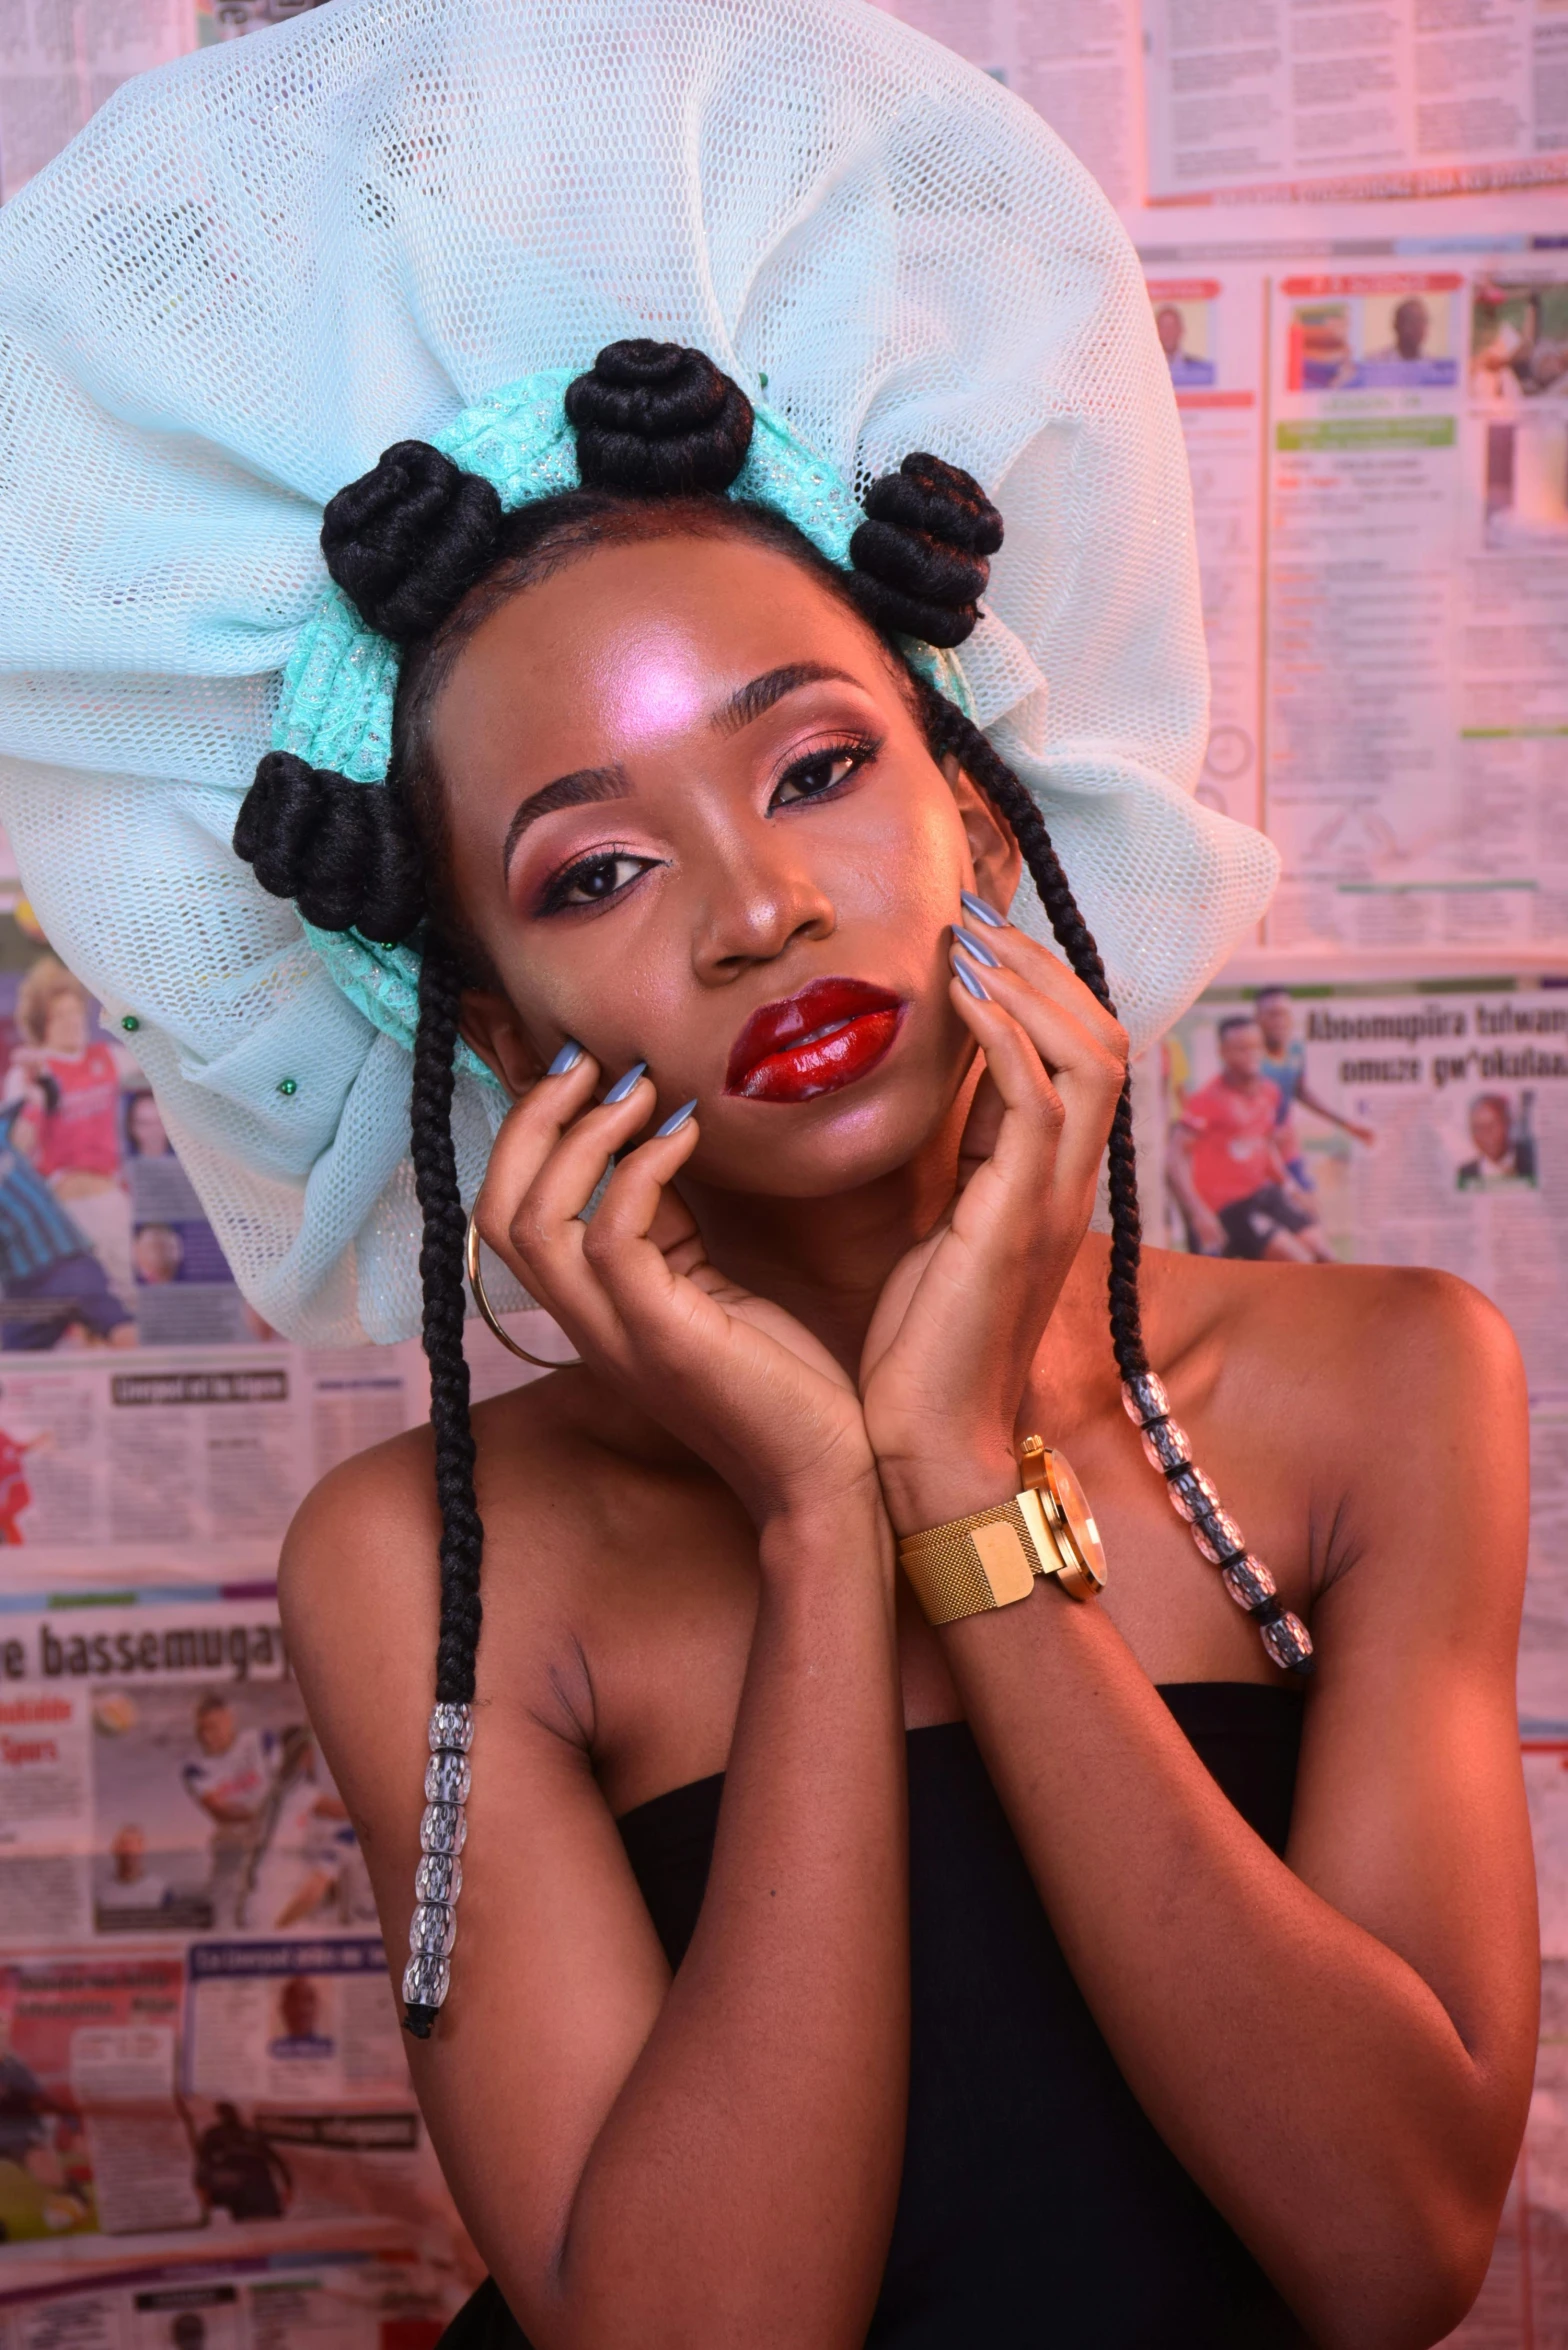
[689,834,836,980]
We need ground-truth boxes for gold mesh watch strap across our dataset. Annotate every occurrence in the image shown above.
[899,1495,1044,1627]
[899,1473,1105,1626]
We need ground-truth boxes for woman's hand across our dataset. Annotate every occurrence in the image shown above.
[859,923,1128,1533]
[474,1054,879,1533]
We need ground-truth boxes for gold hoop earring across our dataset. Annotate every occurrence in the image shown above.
[463,1211,582,1369]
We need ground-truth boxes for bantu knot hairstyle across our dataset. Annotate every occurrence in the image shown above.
[565,339,754,496]
[849,451,1003,649]
[321,440,504,646]
[234,752,426,943]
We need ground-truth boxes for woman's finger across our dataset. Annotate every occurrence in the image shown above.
[947,964,1113,1212]
[472,1048,601,1257]
[955,903,1129,1062]
[578,1113,719,1337]
[952,933,1127,1113]
[484,1071,663,1348]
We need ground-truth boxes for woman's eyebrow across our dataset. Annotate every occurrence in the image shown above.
[712,662,860,737]
[502,764,630,874]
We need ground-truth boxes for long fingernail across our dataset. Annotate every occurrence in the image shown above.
[603,1059,648,1105]
[547,1039,585,1076]
[951,951,990,1002]
[960,890,1007,930]
[654,1097,698,1138]
[951,923,1001,969]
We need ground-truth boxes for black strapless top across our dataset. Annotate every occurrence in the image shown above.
[441,1684,1309,2348]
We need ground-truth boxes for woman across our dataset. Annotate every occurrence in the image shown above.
[242,347,1533,2350]
[0,3,1536,2342]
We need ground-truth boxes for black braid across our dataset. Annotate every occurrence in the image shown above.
[912,678,1152,1389]
[410,938,485,1711]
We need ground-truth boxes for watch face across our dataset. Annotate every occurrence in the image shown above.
[1045,1454,1108,1589]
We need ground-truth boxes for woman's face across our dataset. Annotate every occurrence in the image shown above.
[433,532,1020,1198]
[127,1094,169,1157]
[42,992,87,1054]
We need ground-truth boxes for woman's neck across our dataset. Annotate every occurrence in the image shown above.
[679,1096,968,1376]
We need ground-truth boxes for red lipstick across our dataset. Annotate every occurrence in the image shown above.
[725,977,905,1104]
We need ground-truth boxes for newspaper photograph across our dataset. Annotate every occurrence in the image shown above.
[0,1589,371,1953]
[1159,974,1568,1731]
[0,1954,194,2241]
[0,913,268,1357]
[0,1585,462,2268]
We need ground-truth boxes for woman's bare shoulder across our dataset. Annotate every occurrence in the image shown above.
[278,1372,588,1655]
[277,1373,609,1831]
[1145,1241,1517,1395]
[1145,1244,1527,1605]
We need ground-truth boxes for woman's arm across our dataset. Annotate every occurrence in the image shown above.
[892,1269,1538,2350]
[857,922,1537,2348]
[287,1053,913,2350]
[284,1447,906,2350]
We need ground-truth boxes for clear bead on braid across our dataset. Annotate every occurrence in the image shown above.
[402,1701,473,2020]
[1120,1373,1313,1676]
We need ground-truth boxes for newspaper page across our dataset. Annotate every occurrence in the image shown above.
[1133,209,1568,953]
[0,905,433,1585]
[0,0,195,204]
[869,0,1142,209]
[1160,970,1568,2338]
[0,1586,468,2293]
[0,2242,464,2350]
[1142,0,1568,204]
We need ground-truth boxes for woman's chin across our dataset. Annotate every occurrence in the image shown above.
[693,1072,963,1200]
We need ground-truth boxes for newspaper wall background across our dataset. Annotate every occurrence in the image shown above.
[1161,972,1568,2341]
[0,1,1566,2344]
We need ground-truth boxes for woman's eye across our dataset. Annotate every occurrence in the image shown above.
[770,740,876,809]
[544,852,650,911]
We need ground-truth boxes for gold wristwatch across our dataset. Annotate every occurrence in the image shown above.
[898,1435,1107,1626]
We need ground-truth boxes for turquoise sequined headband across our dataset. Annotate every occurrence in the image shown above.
[271,366,975,1086]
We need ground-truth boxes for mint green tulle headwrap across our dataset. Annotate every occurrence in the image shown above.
[279,367,973,1087]
[0,0,1279,1345]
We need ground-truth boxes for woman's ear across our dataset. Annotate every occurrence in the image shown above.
[941,752,1022,914]
[457,989,546,1099]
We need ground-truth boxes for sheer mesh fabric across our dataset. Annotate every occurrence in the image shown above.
[0,0,1276,1343]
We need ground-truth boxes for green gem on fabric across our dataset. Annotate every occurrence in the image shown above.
[277,1077,298,1097]
[120,1015,140,1032]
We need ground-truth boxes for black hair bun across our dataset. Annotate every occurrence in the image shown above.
[565,341,754,496]
[320,442,503,646]
[849,452,1003,649]
[234,752,427,943]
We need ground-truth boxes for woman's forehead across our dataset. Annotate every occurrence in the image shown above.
[433,530,890,764]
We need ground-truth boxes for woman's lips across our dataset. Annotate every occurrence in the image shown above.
[725,977,906,1104]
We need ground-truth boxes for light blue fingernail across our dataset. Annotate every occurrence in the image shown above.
[654,1097,698,1138]
[548,1039,585,1076]
[951,923,1001,969]
[960,890,1007,930]
[603,1059,648,1105]
[951,951,991,1002]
